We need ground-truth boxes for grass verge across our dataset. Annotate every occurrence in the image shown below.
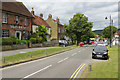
[2,46,75,67]
[80,45,118,78]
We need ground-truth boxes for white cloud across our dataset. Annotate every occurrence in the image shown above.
[16,0,119,30]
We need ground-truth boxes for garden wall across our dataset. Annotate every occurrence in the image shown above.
[2,40,59,51]
[2,44,28,51]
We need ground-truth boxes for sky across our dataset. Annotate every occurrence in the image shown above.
[15,0,119,31]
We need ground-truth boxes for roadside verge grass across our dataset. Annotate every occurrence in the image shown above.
[80,45,118,78]
[2,46,75,67]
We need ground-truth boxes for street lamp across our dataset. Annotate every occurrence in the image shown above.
[105,15,113,48]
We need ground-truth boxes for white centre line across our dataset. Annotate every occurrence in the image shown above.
[78,51,81,52]
[71,53,77,56]
[57,57,69,63]
[21,65,52,80]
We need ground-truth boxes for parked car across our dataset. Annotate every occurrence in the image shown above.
[90,40,94,44]
[97,42,106,46]
[108,42,110,45]
[92,45,109,59]
[80,42,84,45]
[59,40,68,47]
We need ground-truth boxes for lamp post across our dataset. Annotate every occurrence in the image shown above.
[105,15,113,48]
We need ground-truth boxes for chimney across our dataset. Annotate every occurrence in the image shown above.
[56,17,59,24]
[31,7,34,15]
[48,14,52,18]
[40,13,43,18]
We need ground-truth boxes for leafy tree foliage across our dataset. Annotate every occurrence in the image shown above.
[64,13,93,45]
[30,25,47,42]
[103,26,117,38]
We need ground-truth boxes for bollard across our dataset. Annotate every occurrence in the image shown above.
[30,54,32,58]
[3,58,5,63]
[89,64,91,72]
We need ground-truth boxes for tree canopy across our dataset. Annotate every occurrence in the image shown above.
[64,13,93,45]
[103,26,117,38]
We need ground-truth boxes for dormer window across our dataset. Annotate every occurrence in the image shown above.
[2,13,7,23]
[16,16,19,24]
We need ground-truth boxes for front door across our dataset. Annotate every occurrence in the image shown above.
[16,31,21,40]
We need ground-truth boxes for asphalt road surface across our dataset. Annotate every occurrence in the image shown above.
[2,47,57,57]
[1,47,102,79]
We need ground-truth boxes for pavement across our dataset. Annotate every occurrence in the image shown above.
[2,47,57,57]
[1,47,107,79]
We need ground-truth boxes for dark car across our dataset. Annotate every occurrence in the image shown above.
[92,45,109,59]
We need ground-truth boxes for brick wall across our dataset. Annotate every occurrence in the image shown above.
[2,12,32,39]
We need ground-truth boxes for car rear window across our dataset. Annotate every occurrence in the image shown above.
[94,46,107,52]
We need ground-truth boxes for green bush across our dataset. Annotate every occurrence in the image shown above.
[30,33,37,38]
[29,38,36,44]
[36,37,42,43]
[2,37,13,45]
[19,40,27,44]
[10,36,19,44]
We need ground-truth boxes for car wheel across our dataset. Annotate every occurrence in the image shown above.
[92,55,95,59]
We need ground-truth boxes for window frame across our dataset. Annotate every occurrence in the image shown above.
[16,16,19,24]
[2,13,7,23]
[2,30,9,37]
[25,17,28,26]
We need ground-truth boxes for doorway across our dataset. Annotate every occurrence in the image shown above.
[16,31,21,40]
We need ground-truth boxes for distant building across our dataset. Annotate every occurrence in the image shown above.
[2,2,33,40]
[46,14,64,40]
[31,8,51,41]
[113,30,120,45]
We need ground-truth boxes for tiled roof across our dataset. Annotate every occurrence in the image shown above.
[2,2,33,17]
[32,16,51,28]
[114,30,120,35]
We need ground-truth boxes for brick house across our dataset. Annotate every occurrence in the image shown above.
[31,8,51,41]
[46,14,64,40]
[2,2,33,40]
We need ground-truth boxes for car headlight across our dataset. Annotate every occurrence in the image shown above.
[92,51,96,54]
[103,52,108,54]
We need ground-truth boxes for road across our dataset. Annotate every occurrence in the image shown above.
[2,47,102,80]
[2,47,57,57]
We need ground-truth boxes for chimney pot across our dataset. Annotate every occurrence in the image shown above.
[40,13,43,18]
[31,7,34,15]
[48,14,52,18]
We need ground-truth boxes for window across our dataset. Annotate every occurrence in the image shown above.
[25,17,28,26]
[24,31,29,40]
[58,28,60,33]
[2,30,9,37]
[16,16,19,24]
[2,13,7,23]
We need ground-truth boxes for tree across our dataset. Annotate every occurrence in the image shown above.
[103,26,117,38]
[64,24,77,44]
[66,13,93,45]
[36,25,47,41]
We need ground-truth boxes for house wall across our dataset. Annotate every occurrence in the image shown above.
[58,24,64,40]
[46,18,58,40]
[32,25,38,33]
[2,11,32,40]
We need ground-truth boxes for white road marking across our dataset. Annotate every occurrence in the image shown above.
[78,51,81,52]
[71,53,77,56]
[57,57,69,63]
[21,65,52,80]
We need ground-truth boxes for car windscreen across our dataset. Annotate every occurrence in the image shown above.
[94,46,107,52]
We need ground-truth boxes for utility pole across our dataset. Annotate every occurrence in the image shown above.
[110,15,112,48]
[105,15,113,48]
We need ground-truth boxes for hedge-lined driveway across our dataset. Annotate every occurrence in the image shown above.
[2,47,57,57]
